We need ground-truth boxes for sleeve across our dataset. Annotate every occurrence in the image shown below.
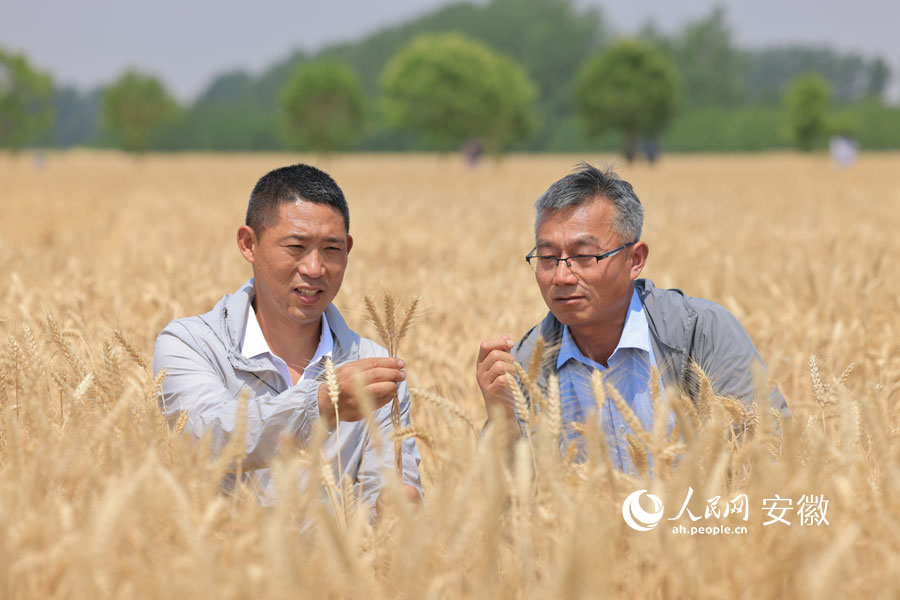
[153,322,324,471]
[689,302,789,417]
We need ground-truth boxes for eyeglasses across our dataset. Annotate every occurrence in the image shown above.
[525,241,636,274]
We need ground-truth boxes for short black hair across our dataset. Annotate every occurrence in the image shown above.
[246,163,350,235]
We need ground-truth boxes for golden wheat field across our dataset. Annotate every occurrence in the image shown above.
[1,150,899,598]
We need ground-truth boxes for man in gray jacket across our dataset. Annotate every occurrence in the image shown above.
[476,163,787,472]
[153,163,422,507]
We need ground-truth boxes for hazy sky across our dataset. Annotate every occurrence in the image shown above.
[1,0,897,101]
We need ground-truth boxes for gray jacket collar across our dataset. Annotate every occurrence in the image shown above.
[516,278,696,392]
[200,278,360,374]
[634,279,695,358]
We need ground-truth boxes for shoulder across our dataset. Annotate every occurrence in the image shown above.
[153,300,229,369]
[638,278,753,353]
[157,295,226,344]
[689,296,754,350]
[639,278,739,322]
[642,280,754,353]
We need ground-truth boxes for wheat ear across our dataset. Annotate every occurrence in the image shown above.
[603,376,651,447]
[394,296,420,348]
[113,328,147,371]
[383,293,397,352]
[363,295,390,348]
[391,426,433,447]
[409,387,477,434]
[527,336,545,383]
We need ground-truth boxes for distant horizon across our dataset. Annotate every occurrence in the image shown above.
[2,0,898,102]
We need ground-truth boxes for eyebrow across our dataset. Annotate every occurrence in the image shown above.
[282,234,346,245]
[535,234,600,250]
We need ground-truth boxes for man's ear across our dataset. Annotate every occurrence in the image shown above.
[237,225,257,264]
[629,241,649,280]
[346,233,353,255]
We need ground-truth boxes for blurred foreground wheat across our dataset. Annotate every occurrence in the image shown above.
[1,151,898,598]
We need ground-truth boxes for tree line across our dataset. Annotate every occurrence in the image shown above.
[2,0,898,154]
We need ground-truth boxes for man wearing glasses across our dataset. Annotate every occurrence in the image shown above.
[475,162,787,471]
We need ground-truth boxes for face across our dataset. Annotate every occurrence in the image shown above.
[237,200,352,328]
[533,198,647,333]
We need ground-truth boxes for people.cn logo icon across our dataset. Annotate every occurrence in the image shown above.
[622,490,664,531]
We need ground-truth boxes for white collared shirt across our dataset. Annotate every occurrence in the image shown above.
[240,301,333,388]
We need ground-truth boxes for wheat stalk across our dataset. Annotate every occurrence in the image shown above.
[323,357,346,521]
[363,295,389,349]
[692,360,714,422]
[391,426,433,448]
[395,296,420,347]
[363,291,422,476]
[602,375,651,448]
[626,433,649,476]
[383,293,397,353]
[47,314,86,378]
[809,354,830,406]
[527,336,545,384]
[836,361,856,387]
[514,361,545,413]
[546,373,562,442]
[408,387,477,434]
[113,329,148,371]
[507,374,531,430]
[73,372,94,401]
[8,334,22,420]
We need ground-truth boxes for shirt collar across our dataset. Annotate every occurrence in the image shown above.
[241,301,333,365]
[557,288,651,369]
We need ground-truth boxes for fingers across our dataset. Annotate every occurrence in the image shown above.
[357,366,406,385]
[476,344,516,390]
[483,357,514,385]
[346,356,406,371]
[477,335,513,363]
[323,357,407,423]
[367,381,401,405]
[476,336,519,422]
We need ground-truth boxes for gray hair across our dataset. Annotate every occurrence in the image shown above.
[534,162,643,242]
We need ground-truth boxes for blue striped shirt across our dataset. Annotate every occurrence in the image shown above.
[556,289,667,472]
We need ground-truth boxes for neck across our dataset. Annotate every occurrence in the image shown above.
[253,299,321,372]
[568,297,631,368]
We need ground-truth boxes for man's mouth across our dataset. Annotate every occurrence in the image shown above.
[294,288,324,303]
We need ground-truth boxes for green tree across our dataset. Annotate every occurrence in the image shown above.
[673,7,744,108]
[280,60,366,151]
[574,39,680,158]
[102,70,180,152]
[782,73,832,150]
[53,86,101,147]
[0,48,54,149]
[747,47,888,105]
[380,33,538,152]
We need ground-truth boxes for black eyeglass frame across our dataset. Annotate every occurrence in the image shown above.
[525,241,637,272]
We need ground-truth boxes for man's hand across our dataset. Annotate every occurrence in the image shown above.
[317,357,406,428]
[376,484,422,517]
[476,336,517,422]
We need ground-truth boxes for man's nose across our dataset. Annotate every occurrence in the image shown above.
[297,250,326,277]
[552,258,578,284]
